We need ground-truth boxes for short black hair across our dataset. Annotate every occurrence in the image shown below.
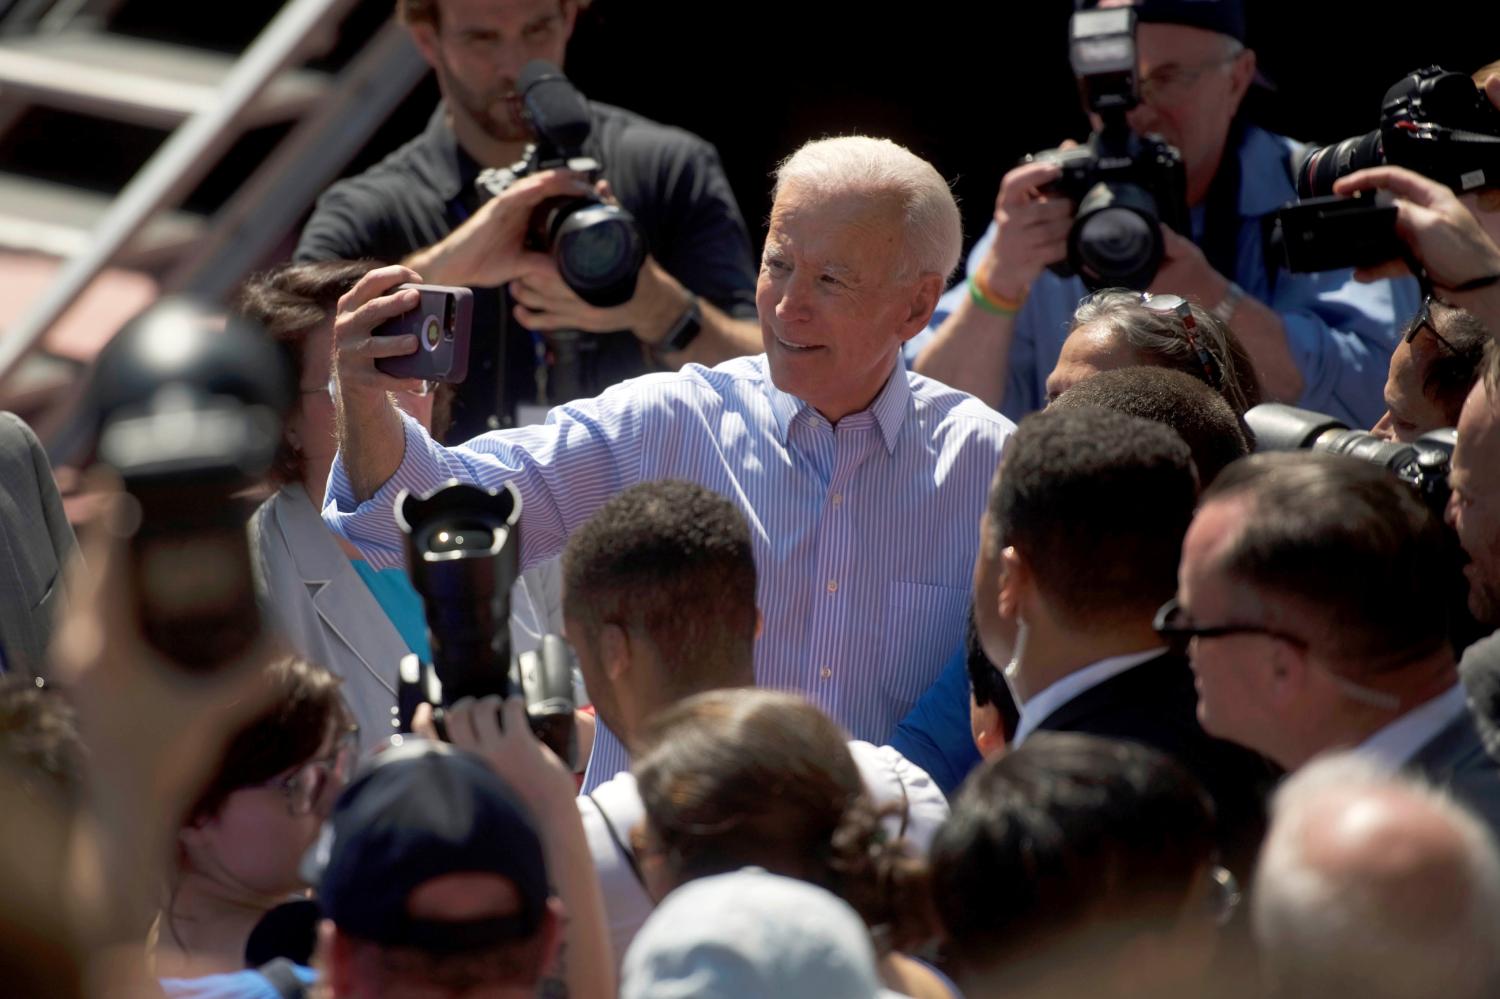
[562,480,757,696]
[930,732,1216,980]
[1418,305,1490,425]
[991,406,1198,626]
[1201,452,1452,668]
[1051,366,1251,486]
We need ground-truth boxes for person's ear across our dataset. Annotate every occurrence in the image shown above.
[971,699,1006,759]
[997,546,1031,621]
[898,272,946,341]
[1228,46,1257,105]
[407,20,441,71]
[534,898,566,981]
[754,607,764,641]
[599,623,631,681]
[319,921,356,997]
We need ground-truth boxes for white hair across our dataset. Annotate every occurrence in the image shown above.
[1252,752,1500,999]
[772,135,962,281]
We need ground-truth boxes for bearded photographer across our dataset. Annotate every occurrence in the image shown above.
[296,0,760,439]
[914,0,1416,428]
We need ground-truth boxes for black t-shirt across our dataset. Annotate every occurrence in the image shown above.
[295,102,758,440]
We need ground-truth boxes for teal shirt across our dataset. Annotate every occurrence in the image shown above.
[350,560,431,663]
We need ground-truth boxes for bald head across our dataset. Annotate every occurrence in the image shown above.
[1253,754,1500,999]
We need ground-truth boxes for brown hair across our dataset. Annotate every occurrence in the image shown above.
[231,260,375,485]
[632,689,933,952]
[186,655,348,824]
[396,0,588,30]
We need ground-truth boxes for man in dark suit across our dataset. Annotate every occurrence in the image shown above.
[990,406,1275,871]
[1174,451,1500,838]
[0,412,75,680]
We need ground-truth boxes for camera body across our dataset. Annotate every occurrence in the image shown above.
[1269,193,1405,273]
[475,60,645,310]
[374,284,473,383]
[1245,402,1454,515]
[1028,8,1189,291]
[394,480,577,767]
[1297,66,1500,199]
[88,300,293,672]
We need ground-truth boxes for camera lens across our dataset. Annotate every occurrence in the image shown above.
[552,202,646,308]
[1070,183,1164,291]
[1295,131,1384,199]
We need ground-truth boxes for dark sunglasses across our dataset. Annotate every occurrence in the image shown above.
[1404,295,1460,355]
[1152,597,1308,652]
[1139,292,1224,390]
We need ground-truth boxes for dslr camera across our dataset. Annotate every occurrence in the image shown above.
[476,60,646,309]
[85,299,294,672]
[1245,402,1454,515]
[1297,66,1500,199]
[394,480,577,767]
[1272,66,1500,273]
[1025,7,1189,291]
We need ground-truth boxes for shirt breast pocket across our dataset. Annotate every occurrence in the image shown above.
[882,580,970,713]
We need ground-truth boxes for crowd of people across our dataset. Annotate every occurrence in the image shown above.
[5,0,1500,996]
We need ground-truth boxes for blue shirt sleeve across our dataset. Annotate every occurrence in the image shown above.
[889,642,982,797]
[909,128,1417,430]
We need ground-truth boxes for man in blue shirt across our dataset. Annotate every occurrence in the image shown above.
[912,0,1417,428]
[323,135,1014,789]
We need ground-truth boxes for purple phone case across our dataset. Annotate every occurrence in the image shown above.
[374,284,473,383]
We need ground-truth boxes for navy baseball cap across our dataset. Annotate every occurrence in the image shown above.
[303,738,550,953]
[1082,0,1248,45]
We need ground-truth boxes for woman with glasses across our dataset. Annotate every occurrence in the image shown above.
[1044,287,1262,414]
[154,655,355,988]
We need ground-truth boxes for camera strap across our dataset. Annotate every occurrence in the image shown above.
[587,791,651,895]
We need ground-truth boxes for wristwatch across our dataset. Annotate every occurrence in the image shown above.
[660,296,704,353]
[1211,281,1245,324]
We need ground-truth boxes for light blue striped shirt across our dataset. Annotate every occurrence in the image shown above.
[324,355,1013,790]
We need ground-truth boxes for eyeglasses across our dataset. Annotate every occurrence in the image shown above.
[1139,292,1225,390]
[1153,597,1306,652]
[322,375,435,400]
[1139,54,1239,107]
[1153,598,1402,711]
[255,725,360,817]
[1403,295,1461,355]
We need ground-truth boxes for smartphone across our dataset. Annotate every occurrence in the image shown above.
[1270,193,1405,273]
[374,284,473,383]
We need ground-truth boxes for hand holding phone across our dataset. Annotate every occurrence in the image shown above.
[374,284,473,383]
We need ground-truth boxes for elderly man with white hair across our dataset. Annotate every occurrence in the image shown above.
[1253,753,1500,999]
[322,137,1014,789]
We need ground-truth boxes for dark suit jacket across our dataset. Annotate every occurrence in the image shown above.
[1034,650,1280,875]
[1409,703,1500,840]
[0,412,76,679]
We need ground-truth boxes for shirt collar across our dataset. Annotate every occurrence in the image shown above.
[1357,683,1468,771]
[763,359,911,454]
[1011,647,1167,747]
[1235,124,1301,219]
[425,104,483,204]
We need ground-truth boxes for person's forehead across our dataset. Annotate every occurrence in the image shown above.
[439,0,564,30]
[1135,21,1234,66]
[766,186,901,263]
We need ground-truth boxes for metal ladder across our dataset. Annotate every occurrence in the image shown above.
[0,0,428,405]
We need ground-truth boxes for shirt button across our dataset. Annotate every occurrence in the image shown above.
[826,579,838,593]
[820,666,833,680]
[831,492,843,506]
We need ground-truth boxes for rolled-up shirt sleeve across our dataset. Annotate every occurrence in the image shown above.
[323,378,654,570]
